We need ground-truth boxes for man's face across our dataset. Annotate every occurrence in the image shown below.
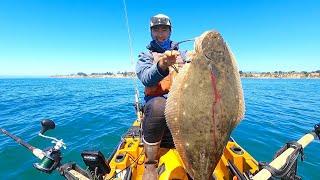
[151,25,170,42]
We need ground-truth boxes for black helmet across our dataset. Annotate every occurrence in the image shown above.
[150,14,171,28]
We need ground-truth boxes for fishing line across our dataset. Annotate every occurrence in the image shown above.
[170,38,195,73]
[122,0,140,102]
[171,38,195,50]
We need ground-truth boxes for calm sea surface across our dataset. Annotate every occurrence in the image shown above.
[0,78,319,179]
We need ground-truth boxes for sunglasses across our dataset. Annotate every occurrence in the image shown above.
[150,17,170,26]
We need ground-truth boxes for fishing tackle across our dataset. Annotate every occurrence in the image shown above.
[33,119,65,173]
[1,119,65,173]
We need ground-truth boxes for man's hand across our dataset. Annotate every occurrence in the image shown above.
[158,50,180,71]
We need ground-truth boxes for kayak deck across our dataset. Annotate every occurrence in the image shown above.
[104,120,259,180]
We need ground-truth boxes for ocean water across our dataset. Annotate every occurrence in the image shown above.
[0,78,319,179]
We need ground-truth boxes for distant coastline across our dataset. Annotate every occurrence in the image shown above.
[50,72,136,78]
[239,70,320,79]
[50,70,320,79]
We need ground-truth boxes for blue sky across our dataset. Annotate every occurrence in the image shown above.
[0,0,319,76]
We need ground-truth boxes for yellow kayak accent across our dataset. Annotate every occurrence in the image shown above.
[104,119,259,180]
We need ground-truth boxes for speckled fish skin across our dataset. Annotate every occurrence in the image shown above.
[165,30,244,180]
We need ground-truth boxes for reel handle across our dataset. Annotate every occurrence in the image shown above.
[40,119,55,134]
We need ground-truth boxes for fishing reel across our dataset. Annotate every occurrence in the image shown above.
[33,119,66,173]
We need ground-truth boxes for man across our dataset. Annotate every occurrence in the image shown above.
[136,14,186,179]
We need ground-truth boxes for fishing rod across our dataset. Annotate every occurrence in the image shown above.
[0,128,45,160]
[122,0,143,122]
[251,123,320,180]
[1,120,65,173]
[1,119,113,179]
[227,123,320,180]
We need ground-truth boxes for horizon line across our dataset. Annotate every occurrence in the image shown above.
[1,69,320,77]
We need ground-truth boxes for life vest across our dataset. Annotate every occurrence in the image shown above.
[144,52,184,96]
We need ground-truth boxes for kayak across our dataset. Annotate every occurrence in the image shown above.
[103,119,259,180]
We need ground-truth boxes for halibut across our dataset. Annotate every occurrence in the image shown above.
[165,30,245,180]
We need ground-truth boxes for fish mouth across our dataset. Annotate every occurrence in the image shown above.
[195,31,227,64]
